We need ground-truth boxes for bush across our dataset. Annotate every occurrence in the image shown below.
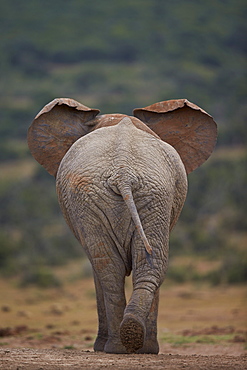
[167,264,200,283]
[20,266,62,288]
[206,252,247,285]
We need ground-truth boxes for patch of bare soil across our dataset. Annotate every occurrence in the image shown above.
[0,348,246,370]
[0,326,246,369]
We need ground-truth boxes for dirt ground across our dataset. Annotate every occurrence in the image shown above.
[0,272,246,369]
[0,347,246,370]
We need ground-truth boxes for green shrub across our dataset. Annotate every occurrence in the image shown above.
[20,266,62,288]
[167,264,200,283]
[206,252,247,285]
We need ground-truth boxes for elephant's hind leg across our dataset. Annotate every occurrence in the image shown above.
[93,272,108,352]
[101,271,128,353]
[120,286,160,354]
[120,216,168,354]
[120,287,159,354]
[120,314,145,353]
[119,286,156,353]
[137,288,159,354]
[85,227,128,353]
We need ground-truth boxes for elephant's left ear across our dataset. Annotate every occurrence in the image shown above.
[28,98,100,176]
[133,99,217,174]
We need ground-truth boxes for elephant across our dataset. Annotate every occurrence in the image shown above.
[27,97,217,354]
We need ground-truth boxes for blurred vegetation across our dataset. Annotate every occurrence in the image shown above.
[0,0,246,286]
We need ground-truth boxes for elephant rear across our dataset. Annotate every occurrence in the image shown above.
[56,117,187,264]
[28,98,216,354]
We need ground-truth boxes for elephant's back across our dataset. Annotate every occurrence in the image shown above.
[57,118,186,180]
[56,120,187,217]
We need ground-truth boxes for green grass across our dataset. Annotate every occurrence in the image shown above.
[63,345,75,350]
[161,333,236,347]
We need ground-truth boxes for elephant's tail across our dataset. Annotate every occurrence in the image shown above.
[118,185,152,256]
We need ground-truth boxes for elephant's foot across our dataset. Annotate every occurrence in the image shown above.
[120,315,145,353]
[104,337,128,354]
[137,339,159,354]
[93,335,108,352]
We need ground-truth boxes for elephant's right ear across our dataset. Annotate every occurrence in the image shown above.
[133,99,217,174]
[27,98,100,176]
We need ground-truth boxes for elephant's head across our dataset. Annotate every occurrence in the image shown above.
[27,98,217,176]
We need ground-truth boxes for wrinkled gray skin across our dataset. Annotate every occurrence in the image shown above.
[56,117,187,354]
